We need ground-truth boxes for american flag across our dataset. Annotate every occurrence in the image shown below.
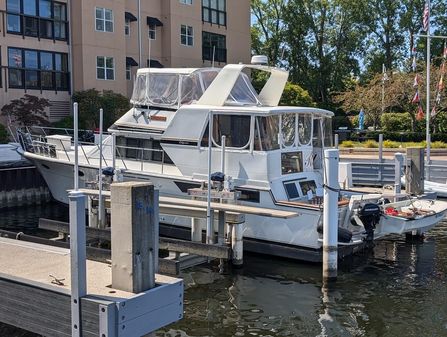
[423,2,430,32]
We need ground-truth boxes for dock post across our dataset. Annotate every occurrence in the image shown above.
[334,134,339,148]
[406,147,425,195]
[217,211,225,245]
[323,149,339,282]
[111,182,157,292]
[191,218,203,242]
[378,134,383,183]
[231,223,243,266]
[69,191,87,337]
[394,153,404,197]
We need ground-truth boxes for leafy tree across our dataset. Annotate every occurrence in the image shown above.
[0,123,9,143]
[280,82,315,107]
[73,89,130,129]
[380,112,413,132]
[1,94,50,127]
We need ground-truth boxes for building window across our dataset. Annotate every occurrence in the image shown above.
[97,56,115,80]
[180,25,193,46]
[125,18,130,36]
[148,25,156,40]
[7,47,69,90]
[180,0,193,4]
[126,65,131,80]
[95,7,114,32]
[6,0,68,40]
[202,0,226,26]
[202,31,226,62]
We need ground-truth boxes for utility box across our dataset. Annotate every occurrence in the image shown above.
[405,147,425,195]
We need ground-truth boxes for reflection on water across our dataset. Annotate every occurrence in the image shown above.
[1,203,447,337]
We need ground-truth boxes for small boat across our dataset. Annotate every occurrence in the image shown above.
[16,60,447,262]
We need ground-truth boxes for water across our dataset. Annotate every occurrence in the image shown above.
[1,203,447,337]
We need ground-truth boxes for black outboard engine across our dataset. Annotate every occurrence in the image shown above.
[358,203,382,242]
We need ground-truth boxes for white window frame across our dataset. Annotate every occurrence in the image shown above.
[180,24,194,46]
[96,56,115,80]
[148,25,156,40]
[95,7,114,33]
[125,18,130,36]
[126,64,131,80]
[180,0,193,4]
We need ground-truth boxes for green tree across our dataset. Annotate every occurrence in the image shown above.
[280,82,315,107]
[1,94,50,127]
[73,89,130,129]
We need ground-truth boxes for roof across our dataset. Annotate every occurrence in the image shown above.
[191,105,335,117]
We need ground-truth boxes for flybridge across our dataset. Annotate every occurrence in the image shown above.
[130,63,289,109]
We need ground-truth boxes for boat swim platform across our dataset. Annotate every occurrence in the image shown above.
[0,237,183,337]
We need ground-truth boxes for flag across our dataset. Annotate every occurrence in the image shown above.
[412,91,420,104]
[438,76,444,91]
[413,74,420,87]
[423,2,430,32]
[416,104,425,121]
[431,106,437,117]
[358,108,365,130]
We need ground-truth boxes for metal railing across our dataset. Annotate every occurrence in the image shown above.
[18,127,168,174]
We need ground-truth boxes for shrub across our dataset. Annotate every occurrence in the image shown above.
[0,123,8,143]
[431,141,447,149]
[52,116,73,129]
[364,140,378,148]
[380,112,412,132]
[340,140,354,148]
[383,140,399,148]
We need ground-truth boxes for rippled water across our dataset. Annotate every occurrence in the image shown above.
[1,203,447,337]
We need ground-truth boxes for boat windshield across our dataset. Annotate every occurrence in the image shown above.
[131,69,261,108]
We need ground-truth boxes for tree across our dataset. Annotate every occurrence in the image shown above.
[1,94,50,127]
[73,89,130,129]
[280,82,316,107]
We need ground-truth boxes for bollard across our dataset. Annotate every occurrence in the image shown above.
[111,182,157,292]
[334,134,339,148]
[323,149,339,281]
[69,191,86,337]
[231,223,243,266]
[394,153,404,197]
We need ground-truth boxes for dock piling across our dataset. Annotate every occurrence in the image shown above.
[111,182,158,293]
[231,223,244,266]
[69,190,87,336]
[406,147,425,195]
[394,152,404,196]
[323,149,339,282]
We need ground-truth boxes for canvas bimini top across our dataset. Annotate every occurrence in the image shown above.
[130,64,289,109]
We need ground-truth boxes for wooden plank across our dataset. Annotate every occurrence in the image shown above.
[39,218,230,260]
[78,188,299,219]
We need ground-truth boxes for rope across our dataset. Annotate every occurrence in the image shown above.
[323,184,340,193]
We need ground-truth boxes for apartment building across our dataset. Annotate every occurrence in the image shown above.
[0,0,251,126]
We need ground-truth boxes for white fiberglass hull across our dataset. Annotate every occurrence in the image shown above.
[27,153,326,254]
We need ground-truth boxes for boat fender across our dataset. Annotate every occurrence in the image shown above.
[358,203,382,242]
[316,225,353,243]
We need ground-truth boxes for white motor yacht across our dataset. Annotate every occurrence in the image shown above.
[18,62,447,261]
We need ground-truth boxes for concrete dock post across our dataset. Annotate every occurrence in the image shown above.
[406,147,425,195]
[231,223,243,266]
[191,218,203,242]
[334,134,339,148]
[323,149,339,281]
[111,182,157,292]
[394,153,404,196]
[69,191,87,337]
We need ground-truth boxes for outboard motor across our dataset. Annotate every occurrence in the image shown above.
[358,203,382,242]
[211,172,225,191]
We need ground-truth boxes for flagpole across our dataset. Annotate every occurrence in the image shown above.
[426,0,431,173]
[382,64,386,114]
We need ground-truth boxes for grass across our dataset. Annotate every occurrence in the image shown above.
[339,140,447,149]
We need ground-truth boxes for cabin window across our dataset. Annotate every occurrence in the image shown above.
[281,151,303,175]
[236,188,260,203]
[254,116,280,151]
[115,137,173,164]
[284,181,300,200]
[299,180,316,196]
[323,117,333,147]
[212,114,251,149]
[298,114,312,145]
[281,113,296,147]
